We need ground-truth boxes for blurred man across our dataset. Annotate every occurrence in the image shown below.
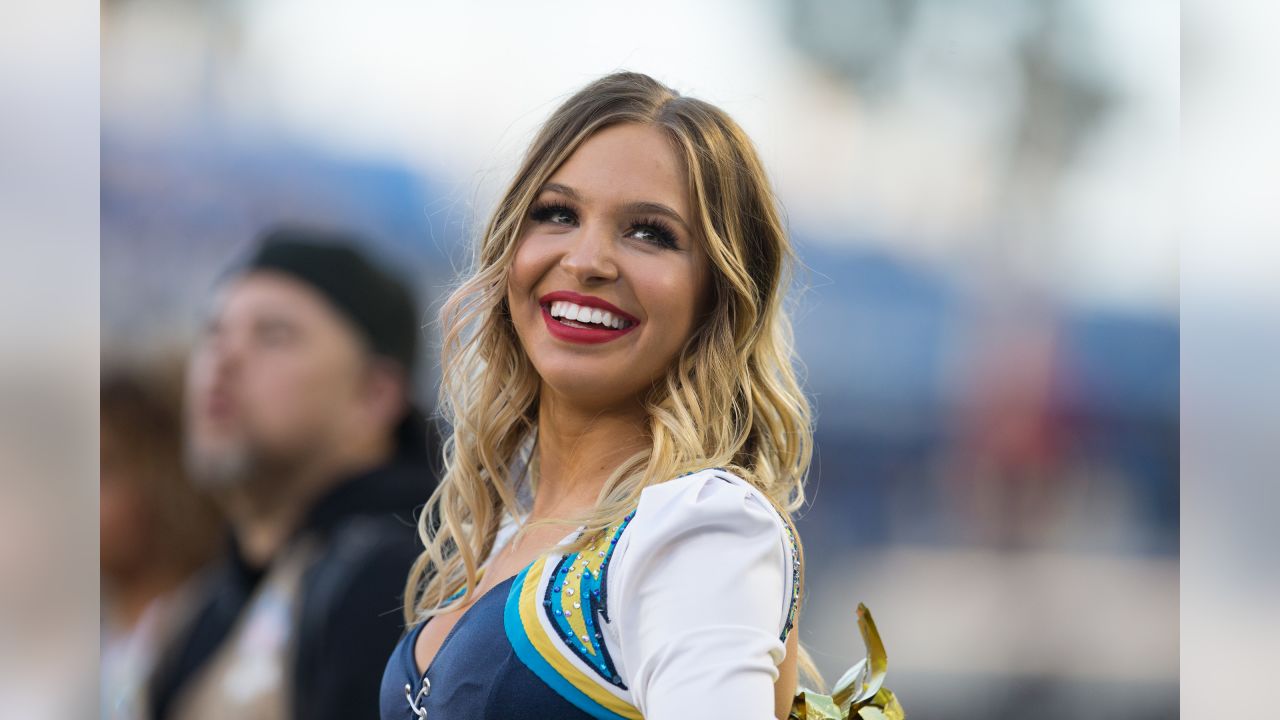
[147,227,435,720]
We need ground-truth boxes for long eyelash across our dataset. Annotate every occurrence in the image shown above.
[529,202,678,249]
[529,201,576,223]
[632,217,679,249]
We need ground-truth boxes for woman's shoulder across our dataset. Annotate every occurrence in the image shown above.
[624,467,797,558]
[635,466,784,512]
[598,468,804,716]
[612,467,802,642]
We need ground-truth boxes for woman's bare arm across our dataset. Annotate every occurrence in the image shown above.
[773,625,800,719]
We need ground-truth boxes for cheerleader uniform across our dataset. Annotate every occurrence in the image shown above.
[379,468,802,719]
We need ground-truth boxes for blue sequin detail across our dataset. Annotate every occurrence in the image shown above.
[541,510,636,689]
[778,518,801,642]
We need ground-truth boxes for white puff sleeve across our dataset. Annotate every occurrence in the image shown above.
[604,469,797,719]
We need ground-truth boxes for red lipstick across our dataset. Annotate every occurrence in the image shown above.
[538,291,639,345]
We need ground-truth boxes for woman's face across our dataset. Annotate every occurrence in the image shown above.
[507,122,712,413]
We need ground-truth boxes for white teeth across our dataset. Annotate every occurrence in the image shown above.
[547,300,630,329]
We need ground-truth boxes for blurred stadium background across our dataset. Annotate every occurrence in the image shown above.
[101,1,1178,718]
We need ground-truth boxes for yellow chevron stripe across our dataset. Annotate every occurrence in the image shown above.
[517,556,643,720]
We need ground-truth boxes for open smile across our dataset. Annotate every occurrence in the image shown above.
[538,291,639,345]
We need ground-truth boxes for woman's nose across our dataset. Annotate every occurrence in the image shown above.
[558,221,618,284]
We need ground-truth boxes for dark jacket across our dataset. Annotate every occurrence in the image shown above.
[147,452,434,720]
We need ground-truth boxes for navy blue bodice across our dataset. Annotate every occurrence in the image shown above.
[379,574,596,720]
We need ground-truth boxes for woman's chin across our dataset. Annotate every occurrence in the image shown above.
[537,374,645,414]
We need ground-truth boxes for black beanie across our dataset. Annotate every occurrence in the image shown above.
[237,226,420,374]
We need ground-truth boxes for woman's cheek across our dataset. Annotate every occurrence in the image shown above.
[508,235,550,298]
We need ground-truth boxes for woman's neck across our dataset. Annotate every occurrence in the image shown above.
[531,390,649,520]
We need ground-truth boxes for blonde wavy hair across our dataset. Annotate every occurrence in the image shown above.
[404,71,821,688]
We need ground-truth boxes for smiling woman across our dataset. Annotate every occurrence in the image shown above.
[509,122,713,412]
[382,72,822,720]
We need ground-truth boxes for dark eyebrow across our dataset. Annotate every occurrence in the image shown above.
[542,182,582,202]
[540,183,690,232]
[621,201,689,232]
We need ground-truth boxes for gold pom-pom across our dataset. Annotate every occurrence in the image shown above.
[789,604,905,720]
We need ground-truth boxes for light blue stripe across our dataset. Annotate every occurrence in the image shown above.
[503,565,631,720]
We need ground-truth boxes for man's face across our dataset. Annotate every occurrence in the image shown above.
[184,272,369,486]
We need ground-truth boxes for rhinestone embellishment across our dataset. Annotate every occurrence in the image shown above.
[538,509,636,689]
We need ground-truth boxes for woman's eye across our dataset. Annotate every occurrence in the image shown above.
[632,227,658,242]
[530,203,577,226]
[630,223,679,249]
